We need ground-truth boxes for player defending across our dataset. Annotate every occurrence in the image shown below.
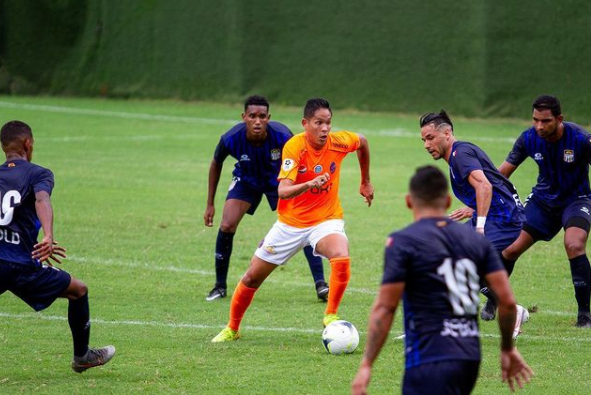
[0,121,115,372]
[420,110,527,324]
[499,95,591,328]
[204,95,328,302]
[212,98,374,342]
[352,166,533,395]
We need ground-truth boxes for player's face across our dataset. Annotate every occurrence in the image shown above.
[421,124,451,161]
[242,105,270,141]
[302,108,332,149]
[532,109,563,140]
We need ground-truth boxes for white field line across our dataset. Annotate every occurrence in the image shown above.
[0,101,517,144]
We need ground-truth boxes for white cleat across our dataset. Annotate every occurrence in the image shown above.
[512,304,530,340]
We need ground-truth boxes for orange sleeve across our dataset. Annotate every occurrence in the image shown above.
[278,134,304,182]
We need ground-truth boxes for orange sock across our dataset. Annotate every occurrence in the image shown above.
[228,281,258,331]
[325,257,351,315]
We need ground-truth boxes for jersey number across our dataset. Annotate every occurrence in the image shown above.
[437,258,480,315]
[0,190,22,226]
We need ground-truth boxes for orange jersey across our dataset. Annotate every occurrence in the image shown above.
[277,131,361,228]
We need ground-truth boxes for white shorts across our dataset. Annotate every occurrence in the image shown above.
[255,219,348,265]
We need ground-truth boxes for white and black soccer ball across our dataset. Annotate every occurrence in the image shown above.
[322,320,359,355]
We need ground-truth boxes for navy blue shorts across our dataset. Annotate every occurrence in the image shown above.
[0,260,71,312]
[465,219,522,252]
[403,360,480,395]
[524,197,591,241]
[226,177,278,215]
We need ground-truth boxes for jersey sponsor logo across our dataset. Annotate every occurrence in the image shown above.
[580,207,590,216]
[330,162,336,174]
[564,149,574,163]
[332,143,349,149]
[0,228,20,245]
[310,182,332,195]
[282,159,295,171]
[270,149,281,161]
[314,165,323,174]
[440,318,479,338]
[298,165,307,174]
[534,152,544,160]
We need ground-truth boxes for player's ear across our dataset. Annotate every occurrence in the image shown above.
[241,113,247,121]
[556,114,564,123]
[301,118,308,128]
[405,194,412,209]
[24,138,34,161]
[445,194,452,210]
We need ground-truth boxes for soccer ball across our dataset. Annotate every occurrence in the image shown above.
[322,320,359,355]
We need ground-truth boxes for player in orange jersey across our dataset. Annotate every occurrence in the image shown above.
[212,98,374,342]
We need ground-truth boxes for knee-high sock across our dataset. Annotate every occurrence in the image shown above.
[215,230,235,288]
[569,254,591,313]
[68,292,91,357]
[325,257,351,315]
[303,245,325,284]
[228,281,258,331]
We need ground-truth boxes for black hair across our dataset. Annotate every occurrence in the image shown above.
[419,109,454,131]
[409,165,449,204]
[244,95,269,112]
[304,98,332,119]
[1,120,32,148]
[532,95,562,117]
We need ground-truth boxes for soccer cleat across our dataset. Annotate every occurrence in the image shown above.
[206,286,227,302]
[575,312,591,328]
[71,346,116,373]
[315,281,329,302]
[211,327,240,342]
[322,314,340,327]
[480,298,497,321]
[512,305,530,340]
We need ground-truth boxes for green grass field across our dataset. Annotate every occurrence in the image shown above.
[0,96,590,394]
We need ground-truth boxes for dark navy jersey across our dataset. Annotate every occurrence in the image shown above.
[0,159,53,267]
[506,122,591,209]
[449,141,525,224]
[213,121,293,191]
[383,218,504,368]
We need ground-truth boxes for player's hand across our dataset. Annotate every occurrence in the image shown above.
[32,237,67,266]
[309,173,330,189]
[360,181,374,207]
[351,364,371,395]
[204,205,215,227]
[449,206,474,221]
[501,348,534,392]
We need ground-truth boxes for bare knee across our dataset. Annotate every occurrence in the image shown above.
[565,240,586,258]
[503,245,522,261]
[219,222,238,233]
[64,278,88,300]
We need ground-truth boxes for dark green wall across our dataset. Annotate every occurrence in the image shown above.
[1,0,590,121]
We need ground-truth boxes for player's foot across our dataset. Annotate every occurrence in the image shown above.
[211,327,240,342]
[322,314,340,327]
[206,286,227,301]
[71,346,116,373]
[512,305,530,340]
[575,312,591,328]
[480,298,497,321]
[315,280,329,302]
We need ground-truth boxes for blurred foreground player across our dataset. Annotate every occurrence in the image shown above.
[204,95,328,302]
[212,98,374,342]
[352,166,532,395]
[0,121,115,373]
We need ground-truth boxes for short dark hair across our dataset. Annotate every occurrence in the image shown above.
[419,109,454,131]
[409,165,449,204]
[304,98,332,119]
[244,95,269,112]
[532,95,562,117]
[1,120,32,148]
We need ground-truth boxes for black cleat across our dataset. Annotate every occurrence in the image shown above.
[480,299,497,321]
[206,287,227,301]
[315,281,329,302]
[576,312,591,328]
[72,346,116,373]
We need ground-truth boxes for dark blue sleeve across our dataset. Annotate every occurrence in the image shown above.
[213,136,230,164]
[454,145,483,179]
[505,133,528,166]
[382,234,410,284]
[32,167,54,195]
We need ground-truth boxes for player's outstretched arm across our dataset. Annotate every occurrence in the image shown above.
[356,134,373,206]
[204,160,223,227]
[467,170,492,234]
[33,190,67,265]
[498,161,518,179]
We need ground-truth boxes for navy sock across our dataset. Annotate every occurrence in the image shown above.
[569,254,591,313]
[501,255,516,277]
[303,245,325,284]
[68,292,90,357]
[215,230,234,289]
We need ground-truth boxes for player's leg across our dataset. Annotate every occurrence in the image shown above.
[61,277,116,373]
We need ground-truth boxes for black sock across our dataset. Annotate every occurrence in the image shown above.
[303,245,325,284]
[569,254,591,313]
[68,292,91,357]
[480,287,497,304]
[501,255,516,277]
[215,230,235,289]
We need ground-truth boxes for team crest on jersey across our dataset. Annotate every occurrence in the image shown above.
[314,165,323,174]
[534,153,544,161]
[270,149,281,161]
[298,165,307,174]
[264,245,277,254]
[564,149,574,163]
[7,162,15,168]
[283,158,295,171]
[330,162,336,173]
